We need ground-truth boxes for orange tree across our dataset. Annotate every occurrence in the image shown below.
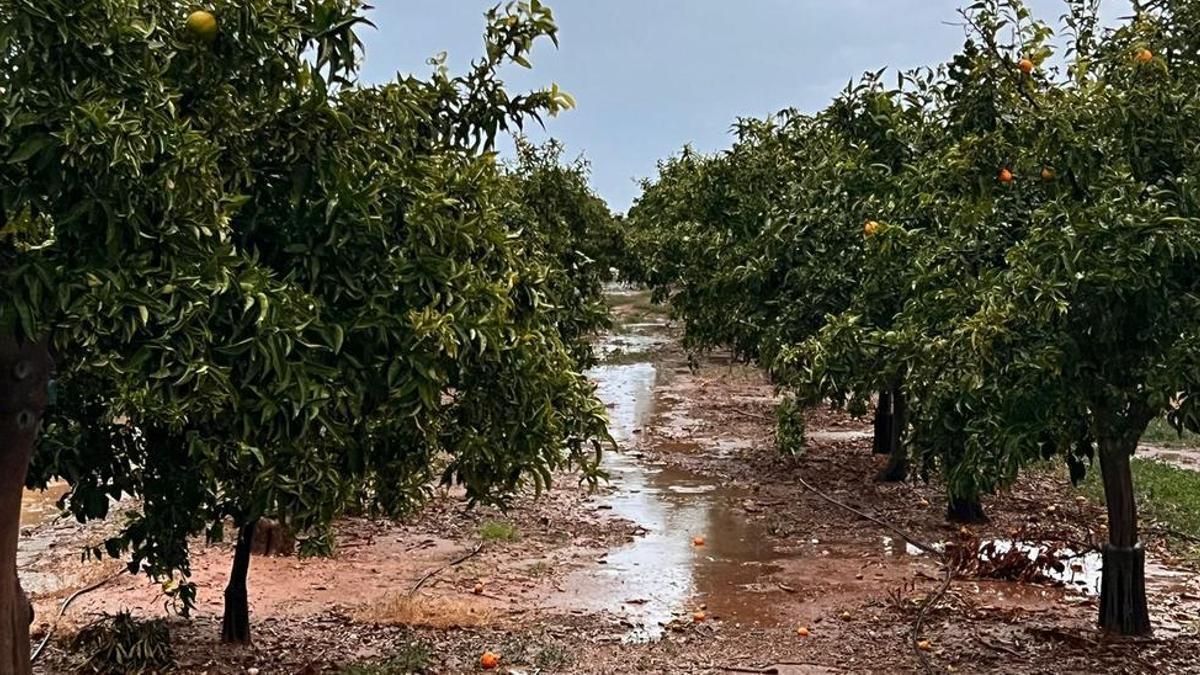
[502,139,618,367]
[898,0,1200,633]
[623,115,808,361]
[17,0,608,655]
[625,90,934,466]
[761,73,930,470]
[0,0,315,665]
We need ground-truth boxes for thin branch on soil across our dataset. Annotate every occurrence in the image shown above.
[31,569,127,663]
[409,541,484,596]
[722,663,830,674]
[796,474,952,675]
[975,635,1024,659]
[730,408,773,422]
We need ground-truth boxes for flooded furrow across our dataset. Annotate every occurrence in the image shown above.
[557,288,788,641]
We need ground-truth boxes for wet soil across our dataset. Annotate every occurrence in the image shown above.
[25,288,1200,673]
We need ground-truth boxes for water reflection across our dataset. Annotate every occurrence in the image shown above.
[563,346,783,641]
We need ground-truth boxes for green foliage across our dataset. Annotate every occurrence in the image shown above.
[628,0,1200,501]
[479,520,521,542]
[1080,458,1200,559]
[503,139,620,367]
[775,396,807,458]
[7,0,611,632]
[1142,417,1200,447]
[344,641,432,675]
[70,612,174,675]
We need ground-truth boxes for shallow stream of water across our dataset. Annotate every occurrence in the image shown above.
[559,291,786,641]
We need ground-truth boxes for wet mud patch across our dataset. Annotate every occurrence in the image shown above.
[24,288,1200,673]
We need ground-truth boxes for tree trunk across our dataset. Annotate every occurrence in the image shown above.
[221,521,257,644]
[875,386,908,483]
[0,332,52,675]
[250,518,295,557]
[946,495,989,524]
[1097,435,1150,635]
[872,390,893,456]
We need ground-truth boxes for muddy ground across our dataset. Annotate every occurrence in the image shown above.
[25,288,1200,674]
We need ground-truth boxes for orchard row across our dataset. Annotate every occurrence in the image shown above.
[0,1,620,671]
[622,0,1200,637]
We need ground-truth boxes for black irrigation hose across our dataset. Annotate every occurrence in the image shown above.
[796,474,952,675]
[30,570,126,663]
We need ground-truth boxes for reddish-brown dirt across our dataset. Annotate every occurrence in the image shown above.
[25,290,1200,673]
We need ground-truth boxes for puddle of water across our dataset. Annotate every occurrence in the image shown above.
[807,430,872,444]
[979,540,1103,594]
[559,318,785,642]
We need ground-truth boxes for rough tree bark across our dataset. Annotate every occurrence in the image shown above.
[0,331,52,675]
[250,518,295,557]
[875,386,908,483]
[946,495,989,524]
[1097,433,1150,635]
[221,520,257,644]
[872,389,893,456]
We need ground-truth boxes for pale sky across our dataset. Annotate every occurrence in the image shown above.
[359,1,1130,212]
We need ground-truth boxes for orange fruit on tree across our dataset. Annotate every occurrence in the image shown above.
[1041,166,1055,182]
[1018,58,1034,74]
[187,10,218,43]
[693,611,707,623]
[864,220,880,237]
[1135,48,1154,64]
[998,168,1014,184]
[480,651,501,669]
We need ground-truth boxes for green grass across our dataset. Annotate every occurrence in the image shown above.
[534,642,573,670]
[343,641,431,674]
[479,520,521,542]
[1140,416,1200,447]
[1079,457,1200,558]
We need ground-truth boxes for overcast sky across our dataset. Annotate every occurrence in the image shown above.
[359,1,1129,212]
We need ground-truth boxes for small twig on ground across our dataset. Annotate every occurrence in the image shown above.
[31,569,127,663]
[730,408,773,423]
[796,473,951,675]
[974,635,1023,659]
[409,541,484,596]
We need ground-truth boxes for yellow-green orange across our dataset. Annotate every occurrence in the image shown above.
[187,10,218,43]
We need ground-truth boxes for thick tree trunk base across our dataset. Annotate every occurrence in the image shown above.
[872,395,893,456]
[220,584,251,644]
[874,448,908,483]
[250,518,295,557]
[0,332,51,675]
[946,497,989,524]
[1099,544,1151,636]
[221,522,256,644]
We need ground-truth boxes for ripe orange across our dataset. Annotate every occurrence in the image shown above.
[998,168,1014,184]
[187,10,218,43]
[1041,166,1055,182]
[917,639,933,651]
[480,651,501,669]
[692,535,706,547]
[1018,58,1034,74]
[864,220,880,237]
[796,626,810,637]
[1135,48,1153,64]
[693,611,707,623]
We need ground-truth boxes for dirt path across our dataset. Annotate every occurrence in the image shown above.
[26,289,1200,673]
